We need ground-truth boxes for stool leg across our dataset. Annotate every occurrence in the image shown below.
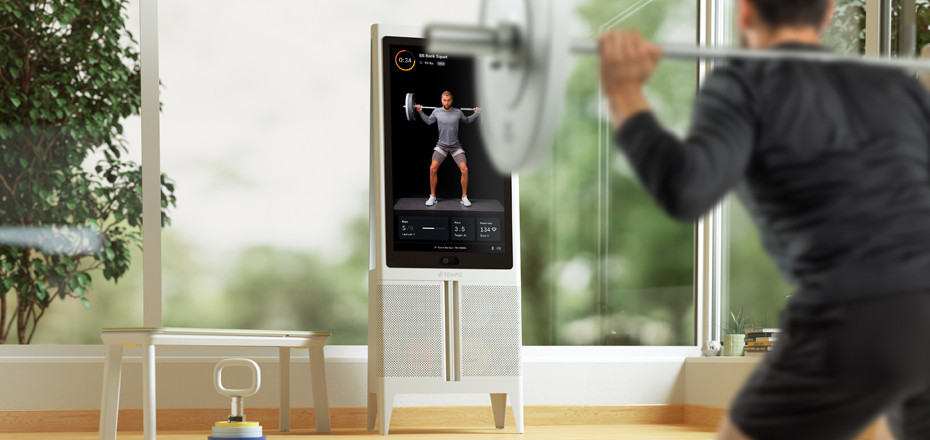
[142,344,156,440]
[308,346,331,433]
[279,347,290,432]
[367,392,377,431]
[99,345,123,440]
[490,393,507,429]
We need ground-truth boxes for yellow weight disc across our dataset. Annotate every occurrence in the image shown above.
[214,421,259,428]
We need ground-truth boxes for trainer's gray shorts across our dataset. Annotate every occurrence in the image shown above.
[431,143,467,165]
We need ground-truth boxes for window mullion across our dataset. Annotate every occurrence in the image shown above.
[140,0,163,328]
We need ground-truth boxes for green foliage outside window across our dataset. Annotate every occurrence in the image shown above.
[824,0,930,55]
[0,0,175,343]
[823,0,868,54]
[517,0,696,346]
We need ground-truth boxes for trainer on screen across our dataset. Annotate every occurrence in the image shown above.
[601,0,930,439]
[416,91,480,207]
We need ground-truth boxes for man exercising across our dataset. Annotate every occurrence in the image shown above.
[601,0,930,439]
[416,91,480,207]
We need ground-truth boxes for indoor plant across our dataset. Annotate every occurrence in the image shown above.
[0,0,175,343]
[721,308,753,356]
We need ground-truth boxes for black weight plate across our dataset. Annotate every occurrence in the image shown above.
[406,93,417,122]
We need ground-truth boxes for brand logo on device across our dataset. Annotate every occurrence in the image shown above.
[437,271,463,278]
[395,50,415,71]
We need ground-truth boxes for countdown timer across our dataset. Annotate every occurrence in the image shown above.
[395,50,415,71]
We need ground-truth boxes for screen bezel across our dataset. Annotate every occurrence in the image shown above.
[381,36,514,270]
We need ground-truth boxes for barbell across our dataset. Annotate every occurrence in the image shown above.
[403,92,478,122]
[425,0,930,173]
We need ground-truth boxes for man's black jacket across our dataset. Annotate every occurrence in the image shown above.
[616,44,930,305]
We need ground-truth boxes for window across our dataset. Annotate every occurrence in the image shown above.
[5,0,712,348]
[153,1,483,344]
[721,0,930,333]
[153,0,701,347]
[1,0,146,344]
[519,0,698,346]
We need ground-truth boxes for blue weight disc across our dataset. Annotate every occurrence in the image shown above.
[207,436,266,440]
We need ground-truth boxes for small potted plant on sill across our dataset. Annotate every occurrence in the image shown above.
[721,308,754,357]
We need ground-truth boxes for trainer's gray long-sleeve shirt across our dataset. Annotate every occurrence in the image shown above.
[419,107,478,146]
[615,43,930,305]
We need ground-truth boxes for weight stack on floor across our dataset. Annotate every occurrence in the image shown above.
[208,421,265,439]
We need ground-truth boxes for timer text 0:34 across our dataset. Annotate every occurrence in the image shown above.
[394,50,415,71]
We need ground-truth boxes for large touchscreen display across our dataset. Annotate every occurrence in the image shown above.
[382,37,513,269]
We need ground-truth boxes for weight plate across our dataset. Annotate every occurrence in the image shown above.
[212,426,263,433]
[215,421,260,428]
[477,0,569,173]
[211,431,262,438]
[406,92,417,122]
[207,435,267,440]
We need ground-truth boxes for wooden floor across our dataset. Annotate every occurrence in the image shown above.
[8,425,718,439]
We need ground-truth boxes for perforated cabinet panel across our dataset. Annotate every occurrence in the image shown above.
[378,284,445,378]
[460,285,522,377]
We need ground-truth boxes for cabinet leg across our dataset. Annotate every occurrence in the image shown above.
[491,393,507,429]
[378,391,395,435]
[511,387,524,434]
[367,392,377,431]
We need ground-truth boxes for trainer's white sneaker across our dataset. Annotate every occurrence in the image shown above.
[461,196,472,207]
[426,195,437,206]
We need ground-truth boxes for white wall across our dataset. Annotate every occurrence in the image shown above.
[0,346,703,410]
[684,357,760,407]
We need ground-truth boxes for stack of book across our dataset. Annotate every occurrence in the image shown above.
[743,327,780,357]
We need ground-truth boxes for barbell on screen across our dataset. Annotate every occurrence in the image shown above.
[403,93,478,122]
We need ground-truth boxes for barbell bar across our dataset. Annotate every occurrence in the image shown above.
[423,0,930,174]
[403,92,478,122]
[428,23,930,73]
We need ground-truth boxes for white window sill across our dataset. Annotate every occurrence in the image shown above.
[0,345,702,363]
[685,356,762,364]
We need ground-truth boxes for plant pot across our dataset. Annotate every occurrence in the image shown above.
[723,334,745,357]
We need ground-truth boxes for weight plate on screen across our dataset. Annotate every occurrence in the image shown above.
[477,0,569,173]
[406,92,417,122]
